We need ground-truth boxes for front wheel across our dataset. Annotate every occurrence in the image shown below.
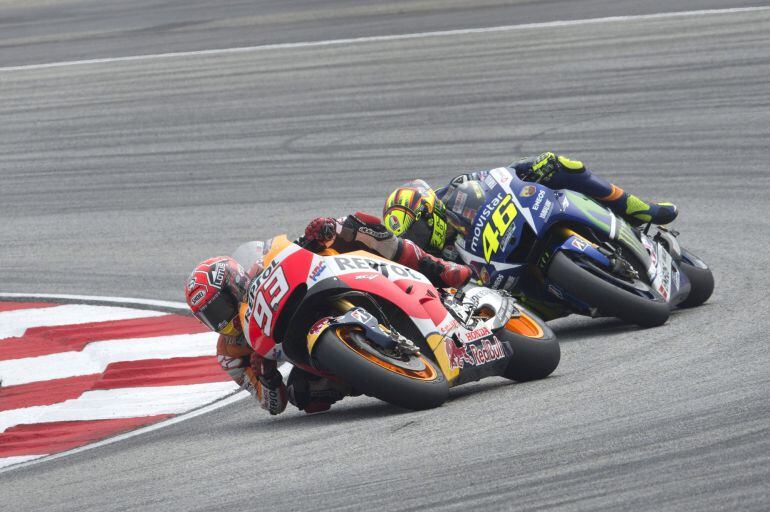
[547,252,670,328]
[501,305,560,382]
[312,327,449,410]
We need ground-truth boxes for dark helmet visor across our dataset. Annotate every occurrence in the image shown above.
[402,216,434,249]
[195,291,237,332]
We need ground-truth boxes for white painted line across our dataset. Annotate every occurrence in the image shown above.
[0,304,167,340]
[0,390,247,473]
[0,7,767,73]
[0,381,238,433]
[0,293,186,310]
[0,331,218,386]
[0,455,44,470]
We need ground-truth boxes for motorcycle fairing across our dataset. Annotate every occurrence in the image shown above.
[482,168,666,294]
[554,234,611,267]
[639,232,691,305]
[241,238,531,386]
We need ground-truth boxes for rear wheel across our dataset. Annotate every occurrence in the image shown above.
[547,251,670,328]
[501,306,560,382]
[678,249,714,308]
[312,326,449,410]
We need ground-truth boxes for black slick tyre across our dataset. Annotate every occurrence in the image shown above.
[312,328,449,410]
[501,311,560,382]
[678,261,714,308]
[547,252,670,328]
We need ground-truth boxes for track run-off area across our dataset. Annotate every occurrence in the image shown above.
[1,1,769,511]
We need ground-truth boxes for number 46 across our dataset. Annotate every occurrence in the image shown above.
[482,195,517,262]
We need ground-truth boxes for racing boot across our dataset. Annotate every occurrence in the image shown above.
[514,152,678,226]
[286,368,350,414]
[599,185,679,227]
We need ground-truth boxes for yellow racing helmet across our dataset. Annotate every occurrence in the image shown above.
[382,179,448,252]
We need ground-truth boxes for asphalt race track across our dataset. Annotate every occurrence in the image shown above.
[1,1,769,510]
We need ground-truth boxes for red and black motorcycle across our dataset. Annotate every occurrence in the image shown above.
[234,235,560,410]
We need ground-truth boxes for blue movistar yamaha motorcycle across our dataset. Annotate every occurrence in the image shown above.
[451,167,714,327]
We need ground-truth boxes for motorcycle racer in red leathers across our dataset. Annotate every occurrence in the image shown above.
[185,213,472,416]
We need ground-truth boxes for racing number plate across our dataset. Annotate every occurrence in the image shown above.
[482,194,518,262]
[246,264,290,337]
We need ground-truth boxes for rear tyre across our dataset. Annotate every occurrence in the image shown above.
[312,327,449,410]
[547,252,670,328]
[501,308,560,382]
[678,260,714,308]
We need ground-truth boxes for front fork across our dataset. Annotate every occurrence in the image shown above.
[305,299,419,359]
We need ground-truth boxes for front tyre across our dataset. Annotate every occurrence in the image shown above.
[547,252,670,328]
[312,327,449,410]
[501,306,560,382]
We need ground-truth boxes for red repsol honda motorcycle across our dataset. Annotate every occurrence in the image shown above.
[232,235,560,410]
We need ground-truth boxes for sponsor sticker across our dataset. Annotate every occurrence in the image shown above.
[387,214,401,232]
[490,167,512,185]
[208,261,226,288]
[520,185,537,198]
[190,289,206,305]
[571,238,589,251]
[460,325,492,343]
[452,191,468,212]
[659,265,671,300]
[349,308,374,324]
[439,317,460,335]
[538,200,553,220]
[307,316,332,336]
[309,261,327,282]
[531,190,546,210]
[500,222,517,249]
[445,336,506,369]
[445,338,474,369]
[462,207,478,222]
[467,338,506,366]
[652,244,673,301]
[333,256,428,283]
[307,317,333,346]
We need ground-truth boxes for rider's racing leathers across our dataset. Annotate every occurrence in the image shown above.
[439,152,678,227]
